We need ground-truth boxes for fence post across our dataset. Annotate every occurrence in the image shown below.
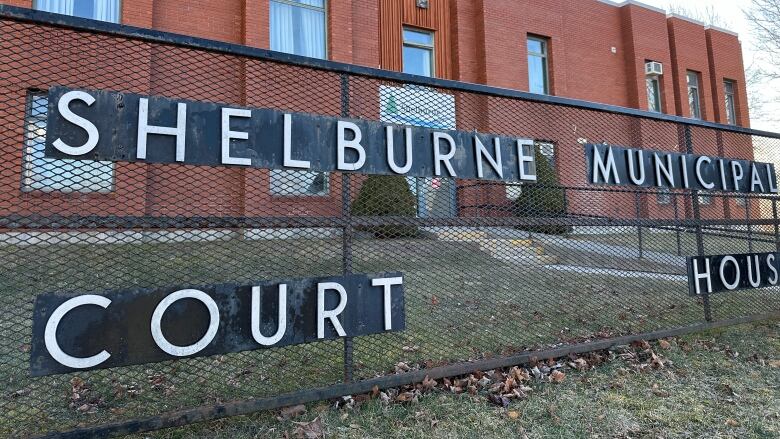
[774,199,779,252]
[685,125,712,322]
[340,74,354,383]
[673,192,682,256]
[746,197,753,253]
[635,191,643,259]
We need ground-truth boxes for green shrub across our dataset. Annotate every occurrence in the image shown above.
[513,146,571,235]
[352,175,419,238]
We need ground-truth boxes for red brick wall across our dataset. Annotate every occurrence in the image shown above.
[0,0,756,222]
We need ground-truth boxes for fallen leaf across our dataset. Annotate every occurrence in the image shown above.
[422,375,437,391]
[396,391,416,403]
[293,416,324,439]
[508,410,520,419]
[658,340,671,350]
[769,360,780,368]
[550,370,566,383]
[430,295,440,306]
[487,394,510,407]
[725,419,740,427]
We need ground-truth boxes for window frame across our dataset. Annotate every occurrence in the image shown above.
[33,0,122,23]
[686,70,702,120]
[269,0,329,60]
[724,79,737,125]
[527,35,550,95]
[697,191,712,206]
[402,26,435,78]
[646,75,662,113]
[656,188,672,205]
[21,91,115,194]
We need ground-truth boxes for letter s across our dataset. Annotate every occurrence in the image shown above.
[52,90,100,156]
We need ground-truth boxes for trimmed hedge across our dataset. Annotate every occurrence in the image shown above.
[352,175,419,238]
[513,146,571,235]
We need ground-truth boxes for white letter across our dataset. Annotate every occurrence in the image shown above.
[591,145,620,184]
[251,284,287,346]
[695,156,715,189]
[45,295,111,369]
[151,289,219,357]
[766,164,778,193]
[719,256,740,291]
[433,132,457,177]
[750,164,765,193]
[719,159,728,190]
[386,126,413,174]
[52,90,99,156]
[337,121,366,171]
[767,254,778,285]
[516,139,537,182]
[627,149,645,185]
[283,113,310,169]
[221,108,251,166]
[317,282,347,338]
[730,161,744,191]
[474,136,503,179]
[691,258,712,295]
[746,255,761,287]
[137,98,187,162]
[371,277,403,330]
[680,155,690,188]
[654,153,675,187]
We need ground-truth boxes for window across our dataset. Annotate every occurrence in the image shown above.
[34,0,120,22]
[736,196,746,207]
[270,0,328,195]
[724,80,737,125]
[687,71,702,119]
[402,27,435,77]
[22,93,113,193]
[698,191,711,206]
[646,76,662,112]
[538,142,555,168]
[527,36,550,94]
[270,0,326,59]
[657,188,671,205]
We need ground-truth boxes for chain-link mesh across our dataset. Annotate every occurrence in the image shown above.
[1,15,779,438]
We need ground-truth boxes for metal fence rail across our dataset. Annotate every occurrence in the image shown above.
[1,6,779,438]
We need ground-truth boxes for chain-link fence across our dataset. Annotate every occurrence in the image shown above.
[1,6,779,438]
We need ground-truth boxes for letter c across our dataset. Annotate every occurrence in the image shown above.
[44,295,111,369]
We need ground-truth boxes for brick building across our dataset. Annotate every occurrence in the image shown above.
[0,0,756,222]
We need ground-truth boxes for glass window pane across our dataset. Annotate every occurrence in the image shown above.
[270,170,329,196]
[403,45,432,77]
[528,54,547,94]
[646,78,661,112]
[403,28,433,46]
[288,0,325,8]
[22,94,114,193]
[527,38,544,55]
[35,0,119,23]
[270,0,326,59]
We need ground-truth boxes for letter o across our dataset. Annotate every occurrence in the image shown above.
[151,289,219,357]
[719,256,741,290]
[44,294,111,369]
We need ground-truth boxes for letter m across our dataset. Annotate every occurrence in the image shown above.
[591,144,620,185]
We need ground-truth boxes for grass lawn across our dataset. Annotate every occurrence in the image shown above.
[143,320,780,439]
[0,233,777,436]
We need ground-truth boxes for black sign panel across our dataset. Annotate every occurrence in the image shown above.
[586,143,778,194]
[30,273,405,376]
[44,86,540,183]
[687,252,780,295]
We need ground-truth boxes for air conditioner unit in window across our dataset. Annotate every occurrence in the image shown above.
[645,61,663,76]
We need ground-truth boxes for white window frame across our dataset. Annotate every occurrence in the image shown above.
[657,188,671,205]
[527,36,550,95]
[402,26,435,78]
[269,0,328,59]
[724,80,737,125]
[33,0,122,23]
[687,71,702,120]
